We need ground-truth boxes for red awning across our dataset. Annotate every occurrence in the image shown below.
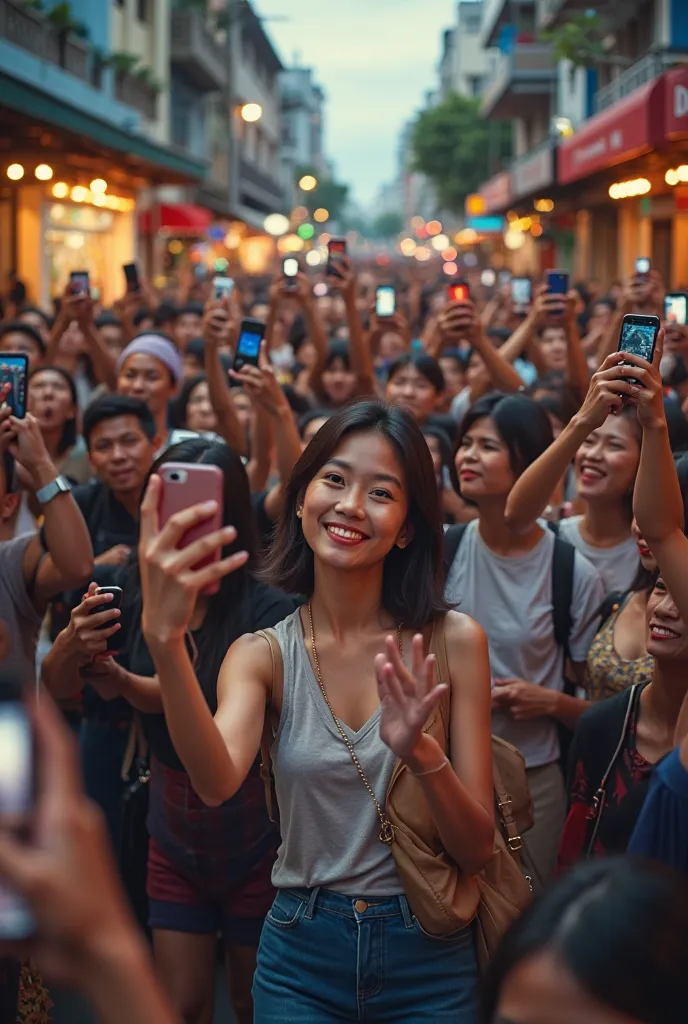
[559,76,665,185]
[479,171,513,213]
[139,203,213,234]
[665,65,688,139]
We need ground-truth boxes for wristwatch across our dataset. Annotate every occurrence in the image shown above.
[35,475,71,506]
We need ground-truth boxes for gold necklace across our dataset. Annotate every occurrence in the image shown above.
[307,602,402,846]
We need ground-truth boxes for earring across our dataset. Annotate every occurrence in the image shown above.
[296,508,303,518]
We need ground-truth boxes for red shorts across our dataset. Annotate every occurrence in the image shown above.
[147,838,275,945]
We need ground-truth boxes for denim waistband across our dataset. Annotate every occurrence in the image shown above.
[285,886,414,924]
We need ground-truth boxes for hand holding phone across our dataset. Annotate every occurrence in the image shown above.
[212,276,235,302]
[617,314,660,385]
[0,353,28,419]
[123,263,140,294]
[90,586,123,654]
[69,271,90,297]
[232,318,265,372]
[157,463,225,596]
[375,286,396,317]
[635,257,651,276]
[283,257,299,292]
[448,282,469,304]
[326,238,347,279]
[511,278,532,308]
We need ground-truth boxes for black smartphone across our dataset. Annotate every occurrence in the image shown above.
[0,671,35,940]
[546,270,569,296]
[665,293,688,326]
[0,353,29,419]
[69,270,90,296]
[123,262,140,294]
[617,314,661,384]
[91,586,123,654]
[635,257,651,276]
[511,277,532,306]
[375,286,396,317]
[283,257,299,292]
[326,238,347,278]
[233,318,266,372]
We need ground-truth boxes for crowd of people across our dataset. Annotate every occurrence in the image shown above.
[0,252,687,1023]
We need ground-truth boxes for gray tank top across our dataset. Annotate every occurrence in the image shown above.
[270,610,402,896]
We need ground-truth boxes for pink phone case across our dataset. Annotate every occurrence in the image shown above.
[157,463,224,595]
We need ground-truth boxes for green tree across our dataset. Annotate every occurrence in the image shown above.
[410,93,511,214]
[540,10,629,72]
[371,211,404,239]
[296,166,349,222]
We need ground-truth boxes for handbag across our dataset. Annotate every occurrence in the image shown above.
[117,713,151,934]
[258,618,532,972]
[585,684,640,858]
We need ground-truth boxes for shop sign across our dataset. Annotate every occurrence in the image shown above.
[511,144,555,200]
[559,77,664,185]
[665,66,688,138]
[479,171,512,213]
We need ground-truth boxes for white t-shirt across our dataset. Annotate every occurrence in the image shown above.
[556,516,639,595]
[445,520,604,768]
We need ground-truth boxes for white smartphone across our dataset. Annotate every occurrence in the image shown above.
[213,276,234,301]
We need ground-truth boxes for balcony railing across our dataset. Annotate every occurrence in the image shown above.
[481,42,555,116]
[593,51,681,113]
[239,158,285,203]
[0,0,89,81]
[115,72,158,121]
[171,10,226,93]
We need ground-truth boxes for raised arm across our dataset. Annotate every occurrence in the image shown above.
[563,291,590,402]
[505,352,637,532]
[329,257,376,396]
[77,297,118,389]
[138,476,270,805]
[202,300,247,455]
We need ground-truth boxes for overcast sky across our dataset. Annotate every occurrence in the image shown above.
[256,0,457,208]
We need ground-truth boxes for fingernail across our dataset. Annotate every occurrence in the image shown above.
[223,525,236,536]
[202,501,218,512]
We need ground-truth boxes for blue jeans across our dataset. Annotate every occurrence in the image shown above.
[253,887,478,1023]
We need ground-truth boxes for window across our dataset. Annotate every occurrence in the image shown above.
[137,0,148,21]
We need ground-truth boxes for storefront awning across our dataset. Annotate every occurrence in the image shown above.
[559,76,665,185]
[665,65,688,139]
[0,72,207,184]
[479,171,513,214]
[139,204,213,234]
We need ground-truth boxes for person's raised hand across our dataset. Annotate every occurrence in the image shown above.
[64,583,121,663]
[139,474,248,647]
[228,340,286,416]
[0,689,138,985]
[576,352,639,430]
[620,327,666,431]
[202,300,234,351]
[326,254,356,300]
[492,679,555,721]
[2,413,53,486]
[438,299,480,345]
[375,634,448,761]
[94,544,131,568]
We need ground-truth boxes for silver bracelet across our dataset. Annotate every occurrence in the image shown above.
[409,756,450,777]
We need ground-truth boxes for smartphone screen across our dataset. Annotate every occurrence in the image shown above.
[0,353,28,419]
[123,263,140,293]
[326,239,347,278]
[635,257,651,275]
[283,257,299,279]
[69,271,90,296]
[92,586,123,653]
[665,294,687,326]
[213,276,234,301]
[376,286,396,317]
[617,315,660,383]
[0,678,34,940]
[511,278,532,306]
[233,319,265,371]
[448,283,469,304]
[546,270,569,296]
[498,270,512,286]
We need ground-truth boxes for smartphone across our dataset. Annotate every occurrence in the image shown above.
[448,282,469,304]
[0,671,34,940]
[375,286,396,317]
[546,270,569,296]
[91,586,123,654]
[635,257,651,276]
[511,277,532,306]
[617,313,661,384]
[283,257,299,291]
[0,353,28,419]
[123,262,140,294]
[665,293,688,326]
[213,276,235,301]
[233,318,265,372]
[157,463,224,597]
[326,238,347,278]
[498,270,512,286]
[69,270,90,296]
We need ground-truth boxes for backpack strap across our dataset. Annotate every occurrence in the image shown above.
[443,523,468,572]
[257,628,283,825]
[585,684,641,858]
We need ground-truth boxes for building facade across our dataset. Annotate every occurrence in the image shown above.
[279,66,326,208]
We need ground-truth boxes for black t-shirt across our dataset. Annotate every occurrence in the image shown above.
[252,490,275,550]
[125,575,295,770]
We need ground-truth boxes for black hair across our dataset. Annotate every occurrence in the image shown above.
[387,353,445,394]
[28,365,78,454]
[94,311,122,329]
[152,303,178,328]
[530,382,581,428]
[458,392,553,478]
[184,337,205,365]
[18,305,51,328]
[82,394,156,449]
[439,349,468,372]
[281,384,311,418]
[324,340,351,371]
[170,374,208,430]
[664,396,688,453]
[422,423,459,492]
[0,320,46,356]
[263,400,451,628]
[481,858,688,1024]
[178,302,204,318]
[133,307,152,328]
[124,439,258,710]
[1,450,15,495]
[297,407,332,440]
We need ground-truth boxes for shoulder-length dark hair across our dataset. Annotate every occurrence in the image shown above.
[170,373,206,430]
[481,859,688,1024]
[457,391,553,477]
[29,365,78,454]
[387,353,445,394]
[125,437,258,707]
[261,400,451,629]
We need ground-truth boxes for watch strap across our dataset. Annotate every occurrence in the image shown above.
[35,475,71,505]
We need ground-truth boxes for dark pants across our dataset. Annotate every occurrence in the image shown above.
[79,718,130,848]
[0,957,20,1022]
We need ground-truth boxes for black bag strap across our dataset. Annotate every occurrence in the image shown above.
[585,684,641,858]
[443,523,467,572]
[551,533,576,662]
